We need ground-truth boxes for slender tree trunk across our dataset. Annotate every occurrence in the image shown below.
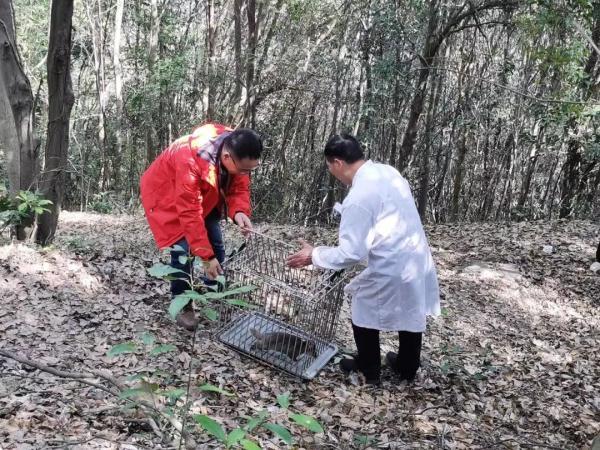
[398,0,439,171]
[496,132,516,220]
[233,0,243,105]
[245,0,257,126]
[146,0,159,164]
[418,69,442,220]
[573,160,599,215]
[113,0,124,190]
[35,0,74,245]
[450,130,468,221]
[355,1,372,146]
[559,119,582,219]
[86,0,109,191]
[204,0,215,120]
[517,125,543,210]
[541,155,559,214]
[255,0,284,81]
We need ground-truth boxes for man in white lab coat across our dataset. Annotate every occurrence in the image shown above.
[287,134,440,384]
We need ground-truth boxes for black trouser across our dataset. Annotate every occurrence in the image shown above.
[352,323,422,381]
[169,208,225,298]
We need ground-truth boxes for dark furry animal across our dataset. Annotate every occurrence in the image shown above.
[250,328,317,360]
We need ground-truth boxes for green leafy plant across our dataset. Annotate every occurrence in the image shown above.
[0,189,53,233]
[104,249,325,447]
[107,331,326,448]
[353,433,379,449]
[89,191,115,214]
[193,392,324,448]
[146,245,258,325]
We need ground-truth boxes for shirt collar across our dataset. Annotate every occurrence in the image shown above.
[351,160,372,187]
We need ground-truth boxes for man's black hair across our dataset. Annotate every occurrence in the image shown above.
[324,134,364,163]
[224,129,263,159]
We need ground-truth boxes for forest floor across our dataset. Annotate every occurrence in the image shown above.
[0,212,599,450]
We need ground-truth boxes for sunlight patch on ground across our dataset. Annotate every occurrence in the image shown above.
[58,210,141,227]
[0,242,103,293]
[458,262,589,322]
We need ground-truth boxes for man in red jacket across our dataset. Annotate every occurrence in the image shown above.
[140,123,262,330]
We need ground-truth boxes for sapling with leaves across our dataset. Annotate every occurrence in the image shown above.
[194,391,324,448]
[106,334,325,449]
[147,246,256,329]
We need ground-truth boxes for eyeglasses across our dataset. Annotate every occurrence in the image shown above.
[229,153,259,174]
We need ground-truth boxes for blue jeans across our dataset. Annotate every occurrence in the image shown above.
[170,208,225,298]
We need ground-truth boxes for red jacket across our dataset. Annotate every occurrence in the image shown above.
[140,123,251,260]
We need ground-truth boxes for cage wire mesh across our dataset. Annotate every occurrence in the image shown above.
[214,231,348,379]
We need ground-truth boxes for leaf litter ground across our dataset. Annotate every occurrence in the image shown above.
[0,212,598,449]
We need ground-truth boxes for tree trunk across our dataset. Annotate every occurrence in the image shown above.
[146,0,159,164]
[113,0,124,190]
[496,132,516,220]
[0,1,39,239]
[418,68,442,220]
[86,0,109,191]
[204,0,215,120]
[450,130,468,221]
[255,0,284,80]
[233,0,242,105]
[559,121,582,219]
[398,0,439,171]
[34,0,74,245]
[355,1,372,147]
[517,124,543,211]
[245,0,257,126]
[559,1,600,217]
[399,0,517,171]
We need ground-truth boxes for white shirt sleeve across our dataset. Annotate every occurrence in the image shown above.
[311,203,373,270]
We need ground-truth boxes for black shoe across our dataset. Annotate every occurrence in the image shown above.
[386,351,417,382]
[339,357,358,373]
[385,351,399,372]
[364,376,381,386]
[340,357,380,385]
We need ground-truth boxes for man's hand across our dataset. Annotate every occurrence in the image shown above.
[205,257,223,279]
[234,212,253,236]
[286,239,314,268]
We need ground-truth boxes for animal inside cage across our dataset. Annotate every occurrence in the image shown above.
[215,231,348,379]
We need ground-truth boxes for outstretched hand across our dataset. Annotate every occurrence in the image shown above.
[234,212,253,236]
[286,239,314,268]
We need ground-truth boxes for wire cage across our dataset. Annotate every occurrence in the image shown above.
[215,231,348,379]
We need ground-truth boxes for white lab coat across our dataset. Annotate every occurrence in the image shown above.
[312,160,440,332]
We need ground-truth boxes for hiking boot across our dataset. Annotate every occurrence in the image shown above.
[175,301,198,331]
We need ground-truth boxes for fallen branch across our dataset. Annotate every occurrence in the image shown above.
[47,433,171,449]
[0,349,197,449]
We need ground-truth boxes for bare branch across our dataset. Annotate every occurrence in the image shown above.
[411,65,600,106]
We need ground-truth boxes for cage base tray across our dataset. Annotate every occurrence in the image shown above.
[216,311,338,380]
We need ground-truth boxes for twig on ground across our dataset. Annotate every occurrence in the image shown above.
[0,349,197,448]
[178,326,198,450]
[410,405,445,415]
